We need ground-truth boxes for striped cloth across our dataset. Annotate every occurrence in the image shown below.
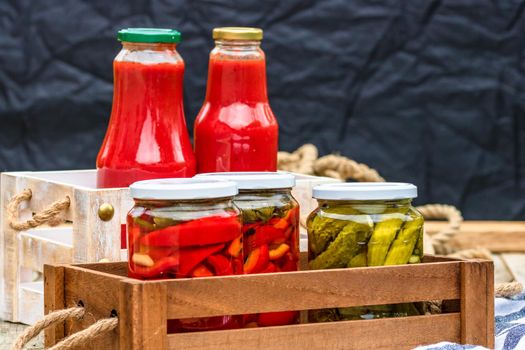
[416,293,525,350]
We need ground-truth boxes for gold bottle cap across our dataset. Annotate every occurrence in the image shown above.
[212,27,263,41]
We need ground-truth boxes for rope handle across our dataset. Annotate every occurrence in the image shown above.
[6,188,70,231]
[12,307,84,350]
[11,306,118,350]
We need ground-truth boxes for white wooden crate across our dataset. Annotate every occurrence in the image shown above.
[0,170,339,324]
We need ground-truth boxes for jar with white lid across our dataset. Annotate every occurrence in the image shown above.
[196,172,300,327]
[307,182,424,321]
[128,178,243,332]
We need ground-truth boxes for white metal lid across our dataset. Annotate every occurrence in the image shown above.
[312,182,417,200]
[129,178,238,200]
[195,172,295,190]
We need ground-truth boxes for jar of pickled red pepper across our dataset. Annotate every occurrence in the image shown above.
[127,178,243,332]
[307,182,424,322]
[197,172,299,326]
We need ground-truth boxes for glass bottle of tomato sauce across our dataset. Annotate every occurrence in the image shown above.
[97,28,196,188]
[194,27,278,173]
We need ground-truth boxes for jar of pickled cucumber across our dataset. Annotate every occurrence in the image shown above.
[196,172,300,327]
[127,178,243,332]
[307,182,424,321]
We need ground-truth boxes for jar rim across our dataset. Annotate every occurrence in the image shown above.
[195,172,295,190]
[130,178,237,200]
[313,182,417,200]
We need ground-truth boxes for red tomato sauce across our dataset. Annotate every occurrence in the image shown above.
[97,61,196,188]
[194,58,278,173]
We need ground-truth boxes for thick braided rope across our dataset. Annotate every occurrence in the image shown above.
[495,282,524,298]
[277,144,384,182]
[7,188,70,231]
[48,317,118,350]
[416,204,463,255]
[278,144,318,175]
[313,154,385,182]
[11,307,84,350]
[447,248,492,260]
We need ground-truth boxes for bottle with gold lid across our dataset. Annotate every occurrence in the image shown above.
[194,27,278,173]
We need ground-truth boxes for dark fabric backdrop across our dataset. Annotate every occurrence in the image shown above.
[1,0,524,219]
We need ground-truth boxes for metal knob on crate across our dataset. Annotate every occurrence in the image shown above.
[98,203,114,221]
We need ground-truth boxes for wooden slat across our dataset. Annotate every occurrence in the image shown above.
[1,173,20,321]
[119,280,167,350]
[72,189,122,263]
[167,313,461,350]
[422,255,463,263]
[44,264,65,347]
[19,229,73,272]
[460,261,494,348]
[76,261,128,277]
[164,262,460,318]
[426,221,525,252]
[18,282,44,325]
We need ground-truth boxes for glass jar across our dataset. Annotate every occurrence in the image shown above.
[307,183,424,321]
[97,28,196,189]
[194,27,279,173]
[127,178,243,332]
[196,172,300,327]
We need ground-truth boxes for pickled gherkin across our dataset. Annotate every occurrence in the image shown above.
[347,251,367,267]
[367,210,408,266]
[384,214,423,265]
[309,217,372,269]
[307,182,424,322]
[307,214,347,257]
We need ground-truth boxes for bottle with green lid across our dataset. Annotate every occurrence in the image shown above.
[96,28,196,189]
[307,182,424,321]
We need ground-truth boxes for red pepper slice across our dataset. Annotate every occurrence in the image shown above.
[140,214,241,248]
[178,244,225,276]
[244,244,270,274]
[279,252,298,272]
[269,243,290,260]
[206,254,234,276]
[259,262,277,273]
[139,246,177,261]
[226,236,242,258]
[131,255,179,278]
[232,257,244,274]
[283,207,299,225]
[191,264,214,277]
[271,217,289,230]
[257,311,298,327]
[245,225,286,252]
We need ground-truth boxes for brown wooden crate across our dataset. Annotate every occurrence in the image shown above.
[43,256,493,350]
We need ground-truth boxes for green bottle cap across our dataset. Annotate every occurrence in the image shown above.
[117,28,182,44]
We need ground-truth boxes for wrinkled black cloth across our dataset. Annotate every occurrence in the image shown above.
[1,0,524,219]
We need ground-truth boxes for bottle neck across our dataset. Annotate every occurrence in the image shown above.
[205,40,268,105]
